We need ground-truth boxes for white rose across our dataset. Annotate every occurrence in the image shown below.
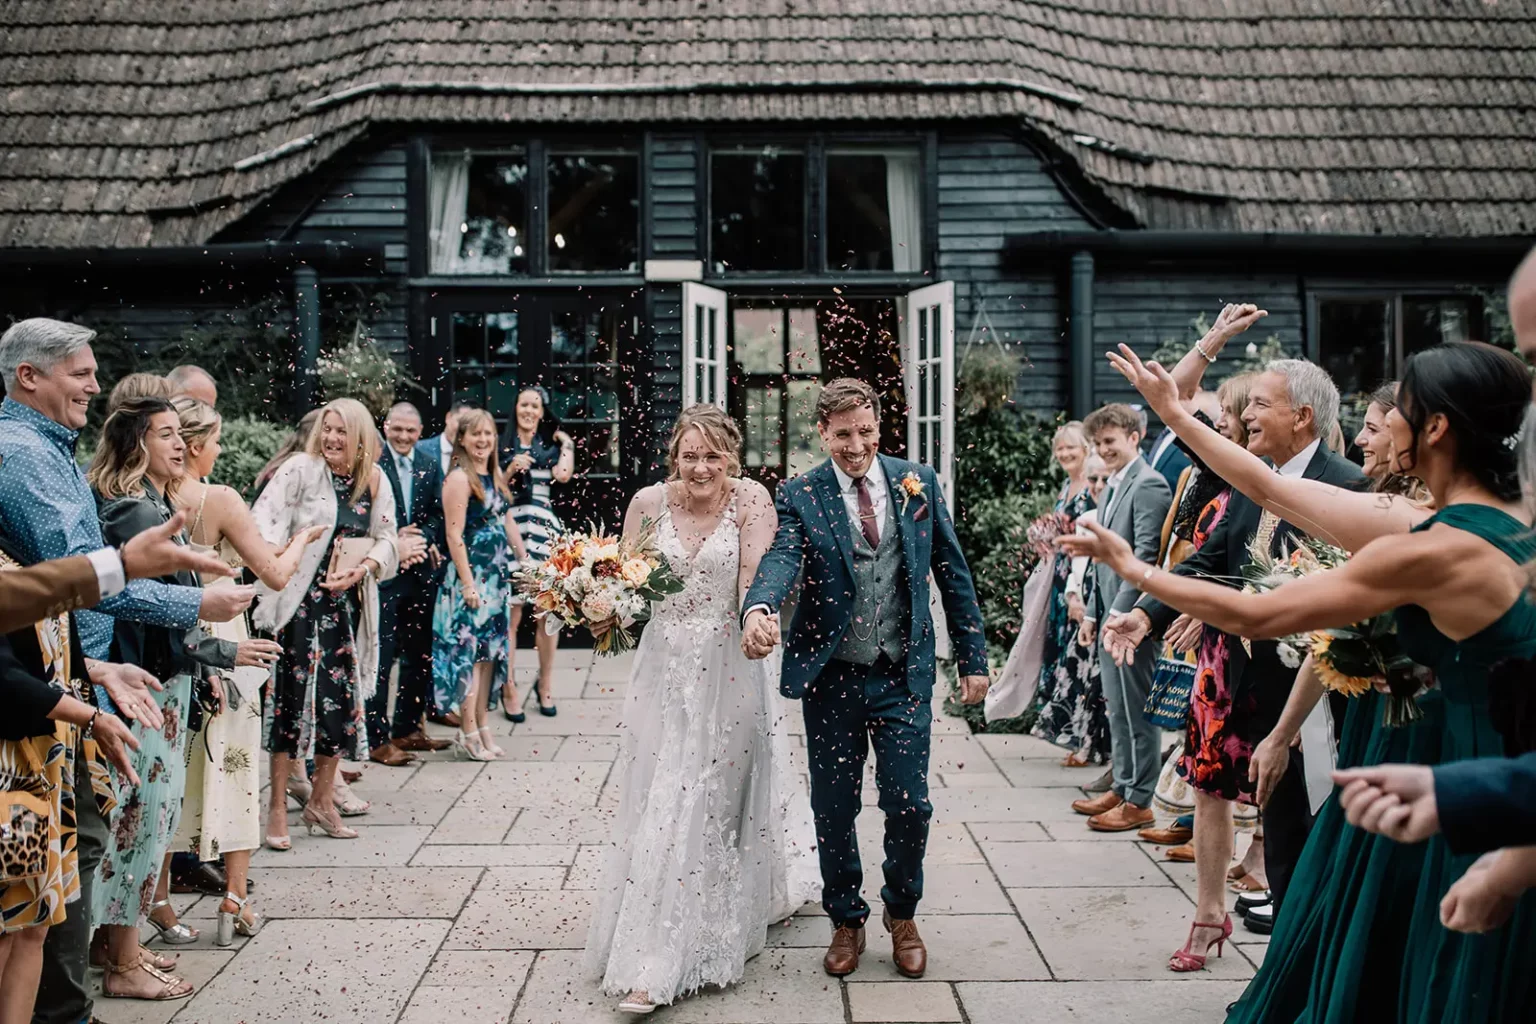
[1277,642,1301,669]
[620,558,652,587]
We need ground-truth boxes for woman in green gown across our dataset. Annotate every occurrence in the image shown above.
[1072,340,1534,1023]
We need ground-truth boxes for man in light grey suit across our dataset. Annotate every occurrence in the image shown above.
[1072,403,1171,831]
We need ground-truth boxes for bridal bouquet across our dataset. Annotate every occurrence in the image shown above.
[1243,534,1432,727]
[513,526,685,655]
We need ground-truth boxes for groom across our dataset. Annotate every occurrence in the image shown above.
[742,377,989,980]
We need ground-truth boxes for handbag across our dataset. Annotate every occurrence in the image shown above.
[327,537,375,580]
[984,557,1055,722]
[1,738,51,884]
[1144,646,1195,731]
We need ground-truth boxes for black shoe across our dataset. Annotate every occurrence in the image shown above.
[1235,889,1271,914]
[170,861,227,896]
[1243,901,1274,935]
[501,685,527,723]
[537,692,557,717]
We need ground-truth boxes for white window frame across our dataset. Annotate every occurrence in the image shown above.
[682,282,728,409]
[901,281,955,505]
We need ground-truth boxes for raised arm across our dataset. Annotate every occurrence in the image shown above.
[550,431,576,484]
[1111,344,1427,552]
[1164,303,1268,399]
[735,479,778,609]
[205,485,323,591]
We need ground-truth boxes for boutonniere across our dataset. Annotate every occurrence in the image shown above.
[898,472,925,515]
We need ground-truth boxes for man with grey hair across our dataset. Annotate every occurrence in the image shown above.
[1103,351,1364,934]
[0,317,255,1018]
[166,363,217,407]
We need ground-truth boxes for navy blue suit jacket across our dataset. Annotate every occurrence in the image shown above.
[1148,428,1192,492]
[380,445,445,591]
[743,455,988,700]
[1435,752,1536,855]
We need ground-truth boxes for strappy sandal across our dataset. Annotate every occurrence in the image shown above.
[217,891,265,947]
[90,945,177,971]
[333,780,371,816]
[1229,872,1269,893]
[146,899,199,944]
[104,959,194,1001]
[618,990,656,1014]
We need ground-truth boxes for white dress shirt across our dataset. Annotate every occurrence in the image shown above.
[86,547,126,599]
[831,457,889,546]
[1098,461,1132,524]
[438,434,453,476]
[1276,439,1321,479]
[392,448,414,523]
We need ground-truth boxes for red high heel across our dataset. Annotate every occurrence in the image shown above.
[1168,913,1232,972]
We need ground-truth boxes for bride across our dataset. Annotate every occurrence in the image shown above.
[583,404,819,1015]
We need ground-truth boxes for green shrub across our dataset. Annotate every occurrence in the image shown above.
[209,417,290,498]
[317,328,415,420]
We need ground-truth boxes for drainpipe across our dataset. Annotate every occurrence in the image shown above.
[1068,251,1095,418]
[293,266,321,411]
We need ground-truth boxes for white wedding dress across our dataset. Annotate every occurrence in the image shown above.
[583,490,820,1005]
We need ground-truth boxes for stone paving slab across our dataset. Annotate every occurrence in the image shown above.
[91,651,1270,1024]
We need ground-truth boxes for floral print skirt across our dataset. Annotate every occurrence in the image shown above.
[265,586,368,762]
[94,673,192,927]
[431,558,509,715]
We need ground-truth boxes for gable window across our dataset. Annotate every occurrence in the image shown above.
[825,148,922,272]
[710,147,806,273]
[547,152,640,272]
[1315,292,1481,398]
[429,151,528,274]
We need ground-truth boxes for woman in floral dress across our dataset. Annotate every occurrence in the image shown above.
[253,398,398,849]
[1030,423,1110,766]
[434,409,524,760]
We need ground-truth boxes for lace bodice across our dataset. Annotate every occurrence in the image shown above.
[652,492,741,636]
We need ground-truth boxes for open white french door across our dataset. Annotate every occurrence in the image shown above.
[900,281,956,660]
[682,282,728,410]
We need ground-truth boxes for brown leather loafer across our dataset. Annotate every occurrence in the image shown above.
[1088,802,1156,832]
[1139,824,1194,846]
[369,743,415,767]
[428,710,461,728]
[882,909,927,978]
[1071,790,1123,816]
[393,731,451,753]
[823,922,866,976]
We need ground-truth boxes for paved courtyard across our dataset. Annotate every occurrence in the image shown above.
[98,650,1259,1024]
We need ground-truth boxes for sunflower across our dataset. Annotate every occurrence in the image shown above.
[1309,634,1374,697]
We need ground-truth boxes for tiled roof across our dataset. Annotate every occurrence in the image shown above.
[2,0,1533,247]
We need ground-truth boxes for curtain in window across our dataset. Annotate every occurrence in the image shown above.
[428,152,471,274]
[885,153,922,273]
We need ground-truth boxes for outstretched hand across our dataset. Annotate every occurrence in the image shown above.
[121,511,237,582]
[1106,346,1182,421]
[1208,302,1268,342]
[1056,518,1136,577]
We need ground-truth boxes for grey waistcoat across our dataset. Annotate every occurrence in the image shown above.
[833,494,910,665]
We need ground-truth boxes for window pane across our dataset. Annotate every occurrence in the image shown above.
[732,308,786,374]
[788,309,821,373]
[485,367,521,420]
[1403,296,1475,360]
[786,379,823,478]
[710,148,806,273]
[550,309,622,476]
[1318,299,1391,399]
[826,149,922,272]
[451,313,486,369]
[743,386,783,469]
[449,153,528,275]
[548,153,640,272]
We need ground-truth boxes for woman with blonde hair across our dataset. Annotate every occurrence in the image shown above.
[165,398,322,944]
[584,404,818,1015]
[106,372,174,413]
[432,408,523,760]
[251,398,398,847]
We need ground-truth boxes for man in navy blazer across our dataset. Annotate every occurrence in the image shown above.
[742,378,988,981]
[416,400,477,477]
[369,402,448,763]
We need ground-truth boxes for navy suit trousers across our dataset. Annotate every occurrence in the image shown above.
[367,576,438,746]
[803,656,932,926]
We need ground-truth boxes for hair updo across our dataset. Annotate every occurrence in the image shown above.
[1398,341,1529,503]
[666,404,742,479]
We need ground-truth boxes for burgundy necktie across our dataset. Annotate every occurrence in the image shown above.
[853,476,881,549]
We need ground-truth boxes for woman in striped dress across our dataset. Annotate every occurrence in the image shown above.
[500,387,574,719]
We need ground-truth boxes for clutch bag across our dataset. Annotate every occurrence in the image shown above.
[328,537,374,579]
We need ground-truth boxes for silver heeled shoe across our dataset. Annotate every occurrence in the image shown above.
[146,899,200,944]
[216,891,264,947]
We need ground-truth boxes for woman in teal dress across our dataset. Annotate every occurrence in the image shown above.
[1070,340,1534,1022]
[433,409,524,761]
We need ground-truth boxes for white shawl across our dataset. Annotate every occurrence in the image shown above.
[251,454,399,700]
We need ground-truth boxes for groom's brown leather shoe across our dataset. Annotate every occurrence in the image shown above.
[823,923,865,976]
[883,909,927,978]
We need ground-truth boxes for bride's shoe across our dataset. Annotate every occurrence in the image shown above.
[301,804,359,840]
[455,730,496,762]
[618,990,656,1015]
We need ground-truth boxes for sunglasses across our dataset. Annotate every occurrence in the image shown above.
[1087,475,1110,484]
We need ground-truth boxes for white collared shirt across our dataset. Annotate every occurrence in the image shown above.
[831,457,889,546]
[1099,460,1132,523]
[1276,439,1321,479]
[392,447,414,522]
[438,434,453,475]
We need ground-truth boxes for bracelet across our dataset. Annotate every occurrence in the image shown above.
[1140,565,1156,584]
[1194,342,1217,364]
[84,709,100,737]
